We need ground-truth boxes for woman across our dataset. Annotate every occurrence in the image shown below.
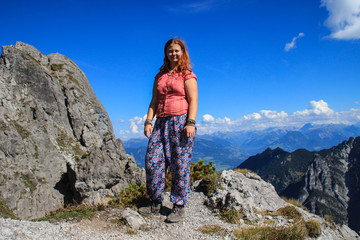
[139,38,198,223]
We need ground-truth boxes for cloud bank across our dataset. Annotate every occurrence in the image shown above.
[115,100,360,138]
[284,33,305,52]
[321,0,360,40]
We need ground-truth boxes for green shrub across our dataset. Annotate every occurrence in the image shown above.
[103,131,112,137]
[108,184,147,209]
[197,173,220,197]
[305,219,321,238]
[190,159,216,183]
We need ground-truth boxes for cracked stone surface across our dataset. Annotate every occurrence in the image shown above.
[0,42,144,220]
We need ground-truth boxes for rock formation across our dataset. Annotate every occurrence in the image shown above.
[0,42,145,219]
[205,170,359,239]
[238,136,360,233]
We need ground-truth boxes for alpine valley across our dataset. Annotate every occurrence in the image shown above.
[124,123,360,171]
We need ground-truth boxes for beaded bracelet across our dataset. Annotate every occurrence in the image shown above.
[144,119,152,127]
[186,118,196,126]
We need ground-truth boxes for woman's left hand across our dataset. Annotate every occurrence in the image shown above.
[184,125,195,138]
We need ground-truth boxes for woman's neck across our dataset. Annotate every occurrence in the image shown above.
[169,63,178,71]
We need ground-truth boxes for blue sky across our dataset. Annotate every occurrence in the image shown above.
[2,0,360,139]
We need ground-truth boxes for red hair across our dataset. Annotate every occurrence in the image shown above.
[160,38,192,73]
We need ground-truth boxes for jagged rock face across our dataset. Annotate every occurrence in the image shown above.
[206,170,288,221]
[0,42,145,219]
[207,170,359,239]
[238,137,360,233]
[238,147,315,193]
[282,137,360,232]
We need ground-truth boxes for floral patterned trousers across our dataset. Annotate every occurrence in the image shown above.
[145,114,195,206]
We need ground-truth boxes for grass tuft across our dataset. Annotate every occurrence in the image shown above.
[275,205,303,222]
[233,168,256,175]
[324,214,336,229]
[281,197,308,211]
[34,204,101,222]
[51,64,64,72]
[126,227,137,235]
[0,193,19,219]
[197,224,227,236]
[305,219,321,238]
[233,223,307,240]
[220,208,243,224]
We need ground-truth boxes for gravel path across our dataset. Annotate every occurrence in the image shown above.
[0,191,237,240]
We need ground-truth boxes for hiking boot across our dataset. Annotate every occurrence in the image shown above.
[165,204,185,223]
[138,200,162,215]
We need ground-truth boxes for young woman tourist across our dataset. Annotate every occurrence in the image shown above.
[139,38,198,223]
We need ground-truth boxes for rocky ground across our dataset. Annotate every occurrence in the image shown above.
[1,170,359,240]
[0,191,236,240]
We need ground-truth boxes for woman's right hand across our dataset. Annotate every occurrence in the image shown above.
[144,125,153,139]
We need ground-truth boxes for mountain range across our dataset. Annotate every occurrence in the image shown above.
[1,41,359,238]
[238,136,360,233]
[124,123,360,171]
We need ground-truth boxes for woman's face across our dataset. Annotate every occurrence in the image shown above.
[167,43,183,66]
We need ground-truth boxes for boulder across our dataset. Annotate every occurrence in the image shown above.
[121,208,146,230]
[205,170,359,239]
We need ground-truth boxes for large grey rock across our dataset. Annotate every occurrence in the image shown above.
[0,42,145,219]
[206,170,359,239]
[121,208,146,230]
[206,170,288,221]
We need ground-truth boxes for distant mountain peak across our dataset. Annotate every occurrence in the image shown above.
[300,123,314,131]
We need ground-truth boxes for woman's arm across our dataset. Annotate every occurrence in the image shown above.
[144,80,158,138]
[184,77,198,138]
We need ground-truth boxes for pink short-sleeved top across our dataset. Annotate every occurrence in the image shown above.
[155,71,197,117]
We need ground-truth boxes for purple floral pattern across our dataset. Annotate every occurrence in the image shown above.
[145,114,195,206]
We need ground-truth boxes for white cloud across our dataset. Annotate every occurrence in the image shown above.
[202,114,215,122]
[244,113,262,120]
[130,121,139,134]
[321,0,360,39]
[216,117,231,124]
[244,110,288,120]
[284,32,305,52]
[115,119,125,123]
[260,110,288,119]
[197,100,360,135]
[295,100,334,116]
[114,101,360,139]
[130,115,147,125]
